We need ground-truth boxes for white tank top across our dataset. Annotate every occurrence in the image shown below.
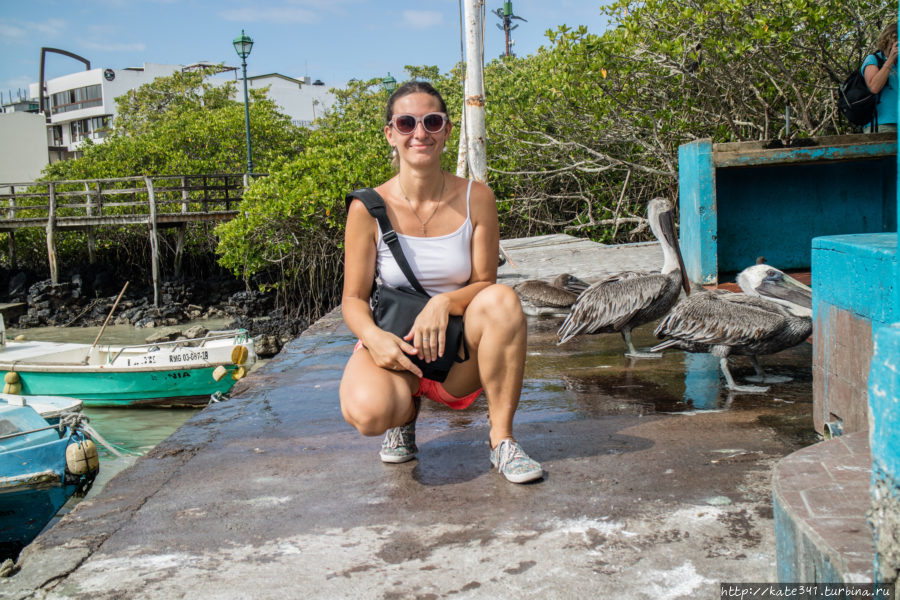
[376,180,474,296]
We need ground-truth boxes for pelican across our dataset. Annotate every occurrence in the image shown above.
[514,273,590,317]
[651,265,812,393]
[557,198,691,357]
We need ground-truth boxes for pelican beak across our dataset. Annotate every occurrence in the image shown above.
[756,271,811,309]
[659,208,691,295]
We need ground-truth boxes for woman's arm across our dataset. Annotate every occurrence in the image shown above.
[865,42,899,93]
[342,199,422,375]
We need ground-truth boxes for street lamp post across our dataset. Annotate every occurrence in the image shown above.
[382,72,397,93]
[233,30,254,176]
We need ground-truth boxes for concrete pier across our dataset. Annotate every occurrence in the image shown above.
[2,236,819,600]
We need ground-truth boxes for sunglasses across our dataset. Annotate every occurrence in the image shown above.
[389,112,448,135]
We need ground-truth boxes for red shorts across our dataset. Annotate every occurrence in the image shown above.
[354,340,482,410]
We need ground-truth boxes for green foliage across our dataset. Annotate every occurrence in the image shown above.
[9,0,895,323]
[13,68,305,280]
[44,68,303,180]
[484,0,896,241]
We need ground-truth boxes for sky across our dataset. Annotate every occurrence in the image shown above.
[0,0,612,103]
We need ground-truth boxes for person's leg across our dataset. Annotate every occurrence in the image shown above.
[340,345,419,436]
[441,284,541,482]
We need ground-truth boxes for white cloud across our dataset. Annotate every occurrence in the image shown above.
[219,7,319,24]
[0,23,26,40]
[80,40,148,53]
[32,18,66,36]
[401,10,444,28]
[0,18,66,43]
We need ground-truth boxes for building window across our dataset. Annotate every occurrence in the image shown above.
[89,116,111,139]
[49,125,63,146]
[70,115,111,142]
[51,84,102,114]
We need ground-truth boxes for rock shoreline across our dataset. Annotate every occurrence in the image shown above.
[3,275,308,358]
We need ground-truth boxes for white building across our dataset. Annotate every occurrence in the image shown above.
[246,73,333,128]
[28,63,184,160]
[0,112,49,184]
[23,62,335,161]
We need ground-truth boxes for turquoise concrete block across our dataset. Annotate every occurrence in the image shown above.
[678,140,717,285]
[871,324,900,483]
[811,233,898,326]
[870,324,900,582]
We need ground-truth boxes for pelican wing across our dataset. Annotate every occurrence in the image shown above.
[514,280,578,308]
[558,271,670,343]
[654,291,789,347]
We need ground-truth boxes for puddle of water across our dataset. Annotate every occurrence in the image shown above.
[518,318,813,420]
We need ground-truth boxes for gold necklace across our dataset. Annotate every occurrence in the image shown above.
[397,172,445,235]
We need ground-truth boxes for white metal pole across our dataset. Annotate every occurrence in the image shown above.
[463,0,487,183]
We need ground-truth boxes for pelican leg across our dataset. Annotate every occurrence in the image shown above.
[623,328,661,359]
[744,356,793,384]
[719,357,769,393]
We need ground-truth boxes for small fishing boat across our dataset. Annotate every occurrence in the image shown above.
[0,393,83,424]
[0,317,256,407]
[0,398,98,558]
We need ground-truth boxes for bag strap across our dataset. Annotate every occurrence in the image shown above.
[345,188,430,297]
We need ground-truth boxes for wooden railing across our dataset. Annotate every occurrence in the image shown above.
[0,173,259,306]
[0,174,248,231]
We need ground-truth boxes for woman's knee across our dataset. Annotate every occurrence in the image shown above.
[340,375,413,436]
[340,388,390,436]
[469,284,525,326]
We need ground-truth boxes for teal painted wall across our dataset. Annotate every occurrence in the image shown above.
[678,139,896,284]
[677,140,717,285]
[719,160,896,274]
[871,324,900,484]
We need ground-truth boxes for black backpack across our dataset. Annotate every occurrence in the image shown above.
[837,52,886,127]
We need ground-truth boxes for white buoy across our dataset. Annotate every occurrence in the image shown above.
[212,365,228,381]
[66,440,99,475]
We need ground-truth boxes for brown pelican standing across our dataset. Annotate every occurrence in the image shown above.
[651,265,812,393]
[514,273,590,317]
[557,198,691,357]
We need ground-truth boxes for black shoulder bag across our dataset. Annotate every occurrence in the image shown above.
[345,188,468,382]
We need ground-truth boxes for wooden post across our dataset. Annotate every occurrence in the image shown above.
[175,176,188,278]
[46,182,58,284]
[84,182,96,264]
[463,0,487,183]
[7,188,16,270]
[145,176,160,307]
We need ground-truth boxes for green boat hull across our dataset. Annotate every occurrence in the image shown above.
[1,366,242,407]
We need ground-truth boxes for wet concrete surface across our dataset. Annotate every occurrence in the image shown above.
[2,237,819,600]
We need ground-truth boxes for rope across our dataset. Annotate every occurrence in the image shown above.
[79,422,135,458]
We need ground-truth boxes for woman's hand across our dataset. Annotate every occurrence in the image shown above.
[404,294,452,363]
[365,328,423,377]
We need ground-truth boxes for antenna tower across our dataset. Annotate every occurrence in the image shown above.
[493,1,526,57]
